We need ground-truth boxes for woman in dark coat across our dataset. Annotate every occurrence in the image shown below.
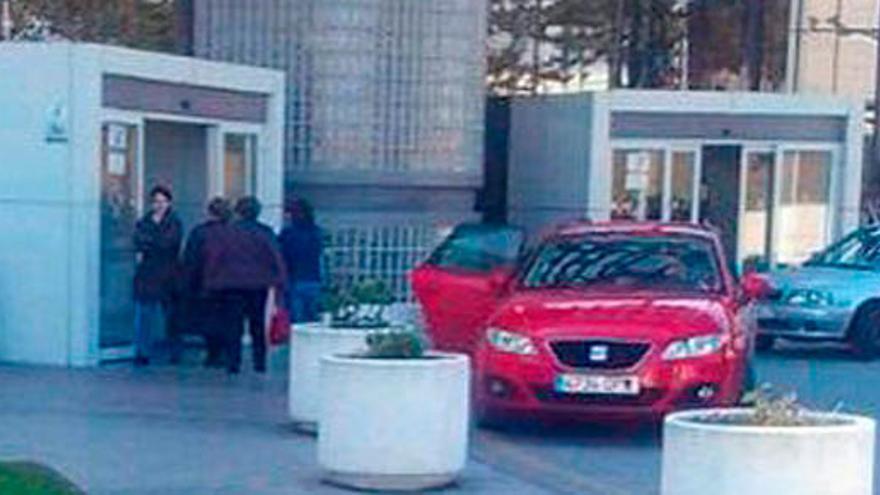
[133,185,183,366]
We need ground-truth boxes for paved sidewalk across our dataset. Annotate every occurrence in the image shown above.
[0,355,554,495]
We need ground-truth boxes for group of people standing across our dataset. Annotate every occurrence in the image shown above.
[132,186,323,375]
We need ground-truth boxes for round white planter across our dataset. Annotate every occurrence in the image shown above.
[318,352,471,491]
[662,409,876,495]
[287,323,368,430]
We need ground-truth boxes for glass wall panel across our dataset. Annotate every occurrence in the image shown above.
[740,151,775,266]
[671,151,697,222]
[224,133,257,201]
[777,150,832,264]
[612,149,665,221]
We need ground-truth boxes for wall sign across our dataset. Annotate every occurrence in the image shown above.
[106,124,129,151]
[45,101,69,143]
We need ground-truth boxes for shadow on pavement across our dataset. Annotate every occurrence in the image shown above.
[472,419,662,495]
[478,418,662,447]
[760,341,858,362]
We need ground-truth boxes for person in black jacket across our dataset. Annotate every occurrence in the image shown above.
[133,185,183,366]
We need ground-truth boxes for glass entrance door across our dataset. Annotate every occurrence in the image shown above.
[100,123,140,350]
[738,148,835,270]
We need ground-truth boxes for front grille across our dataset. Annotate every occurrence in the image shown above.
[549,340,650,369]
[533,387,663,407]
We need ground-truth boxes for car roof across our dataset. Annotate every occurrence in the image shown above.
[552,221,719,241]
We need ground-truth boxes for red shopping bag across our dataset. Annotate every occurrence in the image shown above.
[267,290,291,346]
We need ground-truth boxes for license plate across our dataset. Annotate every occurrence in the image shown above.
[555,374,641,395]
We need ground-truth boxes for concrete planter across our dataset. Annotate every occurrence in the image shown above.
[287,323,368,430]
[318,352,470,491]
[662,409,876,495]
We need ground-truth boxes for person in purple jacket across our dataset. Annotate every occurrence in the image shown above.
[233,196,285,373]
[182,197,286,374]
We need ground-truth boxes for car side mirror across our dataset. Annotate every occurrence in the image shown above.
[740,273,775,302]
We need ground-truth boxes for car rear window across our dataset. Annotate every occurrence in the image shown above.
[521,234,724,294]
[428,226,524,273]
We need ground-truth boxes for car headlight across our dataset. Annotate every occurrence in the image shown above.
[486,328,537,355]
[786,289,834,307]
[662,334,724,361]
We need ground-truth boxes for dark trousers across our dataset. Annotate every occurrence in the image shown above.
[202,292,238,367]
[204,289,269,373]
[232,289,269,373]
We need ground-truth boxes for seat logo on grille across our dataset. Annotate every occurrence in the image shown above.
[589,345,609,362]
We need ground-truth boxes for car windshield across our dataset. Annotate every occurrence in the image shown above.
[805,229,880,270]
[521,234,724,294]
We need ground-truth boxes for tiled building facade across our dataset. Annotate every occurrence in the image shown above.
[187,0,488,298]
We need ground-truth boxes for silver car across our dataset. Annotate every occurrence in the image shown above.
[753,226,880,357]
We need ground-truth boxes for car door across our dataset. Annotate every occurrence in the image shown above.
[412,224,525,355]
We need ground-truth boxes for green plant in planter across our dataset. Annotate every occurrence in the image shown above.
[696,384,842,427]
[322,280,395,329]
[738,384,810,426]
[364,327,427,359]
[320,285,357,324]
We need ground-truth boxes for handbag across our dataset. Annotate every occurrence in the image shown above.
[268,289,291,346]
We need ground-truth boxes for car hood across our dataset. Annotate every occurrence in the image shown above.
[492,290,731,341]
[765,265,880,303]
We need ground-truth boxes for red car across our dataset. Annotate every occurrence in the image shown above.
[412,221,758,425]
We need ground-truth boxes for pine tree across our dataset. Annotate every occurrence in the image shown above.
[487,0,539,94]
[9,0,175,52]
[687,0,789,91]
[487,0,690,94]
[488,0,790,94]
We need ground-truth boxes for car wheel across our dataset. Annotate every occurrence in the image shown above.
[849,303,880,360]
[755,335,775,353]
